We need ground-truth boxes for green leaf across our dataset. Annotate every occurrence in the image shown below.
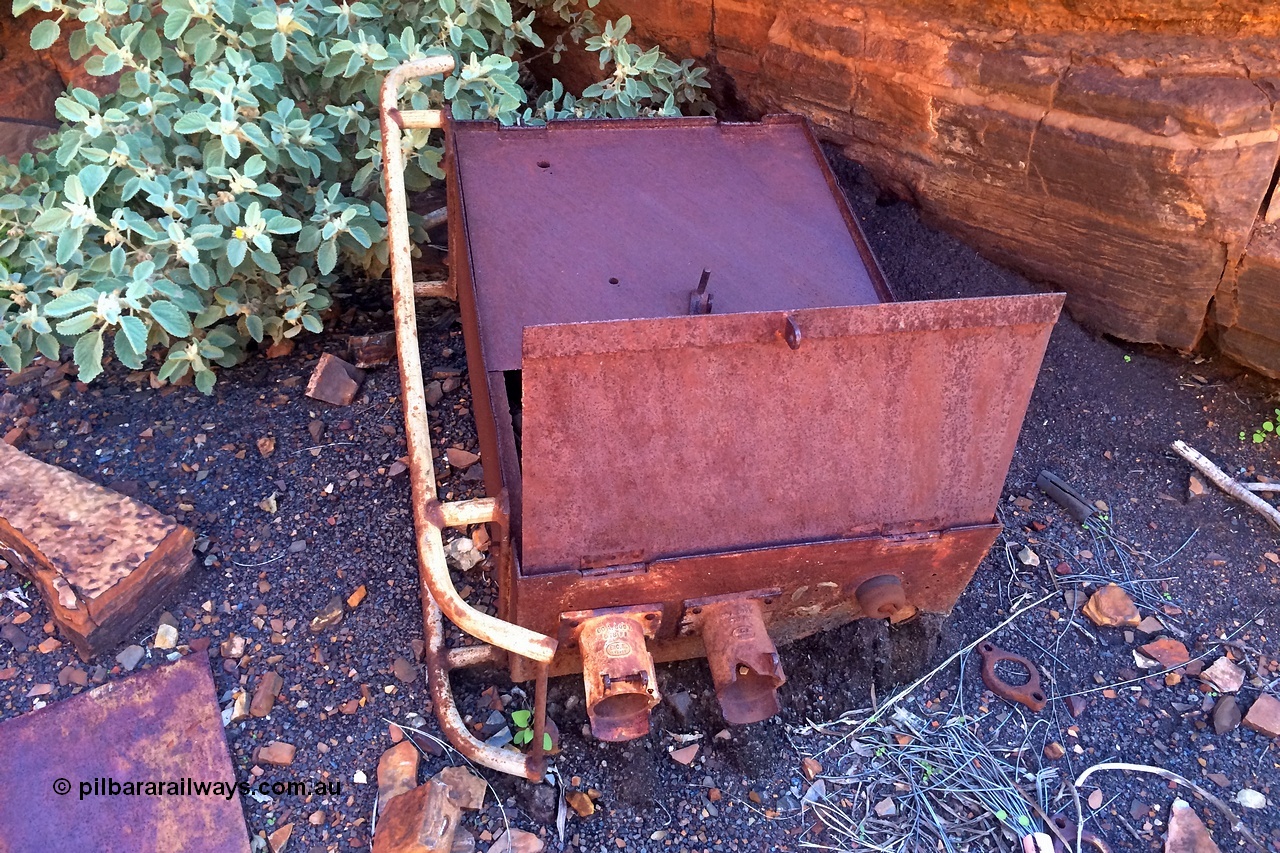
[511,710,532,728]
[119,315,148,354]
[543,733,552,751]
[43,290,98,318]
[56,312,98,336]
[73,328,105,382]
[148,300,193,336]
[317,238,337,274]
[30,20,60,51]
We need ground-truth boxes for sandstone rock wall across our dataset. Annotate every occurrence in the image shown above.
[594,0,1280,377]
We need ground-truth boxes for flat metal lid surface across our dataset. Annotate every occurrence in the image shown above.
[0,654,250,852]
[451,116,885,372]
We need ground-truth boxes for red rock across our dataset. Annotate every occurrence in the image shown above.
[250,671,283,717]
[1139,637,1190,670]
[1064,695,1088,718]
[267,823,293,853]
[1200,657,1245,694]
[265,338,295,358]
[305,353,364,406]
[1081,584,1140,629]
[376,741,420,815]
[349,332,396,369]
[1165,798,1222,852]
[488,828,544,853]
[445,448,480,470]
[435,765,486,811]
[1242,693,1280,738]
[372,778,463,853]
[255,741,296,766]
[669,744,700,765]
[0,442,195,659]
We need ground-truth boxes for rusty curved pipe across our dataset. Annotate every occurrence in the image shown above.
[379,56,557,666]
[381,57,555,781]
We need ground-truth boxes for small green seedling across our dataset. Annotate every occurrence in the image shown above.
[1240,408,1280,443]
[511,710,552,752]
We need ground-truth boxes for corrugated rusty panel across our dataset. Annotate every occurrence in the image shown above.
[518,294,1062,574]
[450,116,887,372]
[0,655,250,852]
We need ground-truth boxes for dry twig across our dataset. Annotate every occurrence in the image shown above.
[1171,441,1280,531]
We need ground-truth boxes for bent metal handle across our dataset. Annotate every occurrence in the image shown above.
[379,59,558,664]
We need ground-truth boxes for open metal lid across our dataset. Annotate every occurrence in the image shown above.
[518,294,1063,574]
[450,116,888,373]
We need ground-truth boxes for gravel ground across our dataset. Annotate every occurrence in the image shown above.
[1,156,1279,853]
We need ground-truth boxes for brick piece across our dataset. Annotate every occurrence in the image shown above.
[1243,693,1280,738]
[305,353,365,406]
[250,671,284,718]
[0,442,194,660]
[376,741,420,816]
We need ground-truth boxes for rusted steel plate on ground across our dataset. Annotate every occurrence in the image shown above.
[0,441,195,658]
[518,294,1062,573]
[450,116,888,372]
[0,655,250,853]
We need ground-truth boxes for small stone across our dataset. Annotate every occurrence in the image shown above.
[347,585,367,609]
[308,810,326,826]
[251,671,284,717]
[257,436,276,458]
[309,596,345,633]
[1017,545,1040,566]
[1,623,29,652]
[153,623,179,650]
[58,666,87,687]
[1136,615,1165,636]
[665,691,694,726]
[425,381,444,406]
[444,538,483,571]
[1166,798,1220,852]
[1087,790,1103,810]
[36,636,61,654]
[1200,657,1245,694]
[1242,693,1280,738]
[1082,584,1140,628]
[228,690,250,723]
[436,765,486,811]
[376,741,420,815]
[256,741,297,766]
[1188,474,1206,498]
[446,448,480,470]
[1235,789,1268,809]
[488,828,544,853]
[669,744,699,765]
[26,683,53,698]
[392,657,418,684]
[1043,742,1065,760]
[267,823,293,853]
[349,332,395,369]
[305,353,365,406]
[1212,696,1241,734]
[1139,637,1189,670]
[116,644,145,671]
[221,634,247,659]
[566,790,595,818]
[1065,695,1088,718]
[873,797,896,817]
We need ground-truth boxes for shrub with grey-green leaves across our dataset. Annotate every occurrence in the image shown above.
[0,0,709,391]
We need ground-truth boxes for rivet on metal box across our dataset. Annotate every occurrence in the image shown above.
[379,57,1063,781]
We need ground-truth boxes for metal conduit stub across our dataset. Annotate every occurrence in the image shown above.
[700,598,786,725]
[855,574,908,619]
[577,613,660,741]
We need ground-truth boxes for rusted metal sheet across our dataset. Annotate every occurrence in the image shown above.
[0,440,194,659]
[450,116,890,372]
[0,655,250,852]
[518,294,1062,574]
[508,523,1002,680]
